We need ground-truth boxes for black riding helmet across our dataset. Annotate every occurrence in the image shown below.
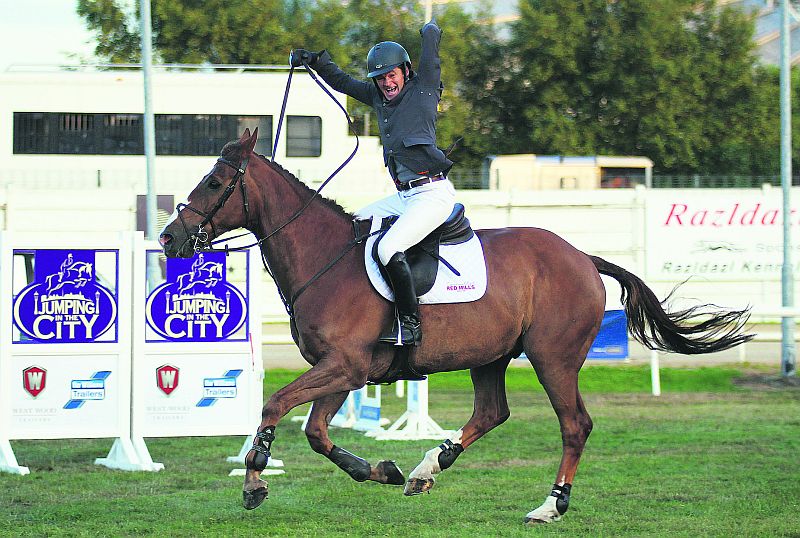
[367,41,411,79]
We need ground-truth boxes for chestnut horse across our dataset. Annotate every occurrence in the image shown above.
[159,129,751,523]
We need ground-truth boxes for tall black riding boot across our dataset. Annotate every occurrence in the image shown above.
[379,252,422,346]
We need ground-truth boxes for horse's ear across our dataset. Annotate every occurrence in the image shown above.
[239,128,252,142]
[244,127,258,154]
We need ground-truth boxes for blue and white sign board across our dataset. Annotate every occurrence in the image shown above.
[370,380,454,441]
[294,385,389,433]
[0,232,136,475]
[128,239,267,471]
[144,250,248,343]
[352,385,386,432]
[587,310,628,359]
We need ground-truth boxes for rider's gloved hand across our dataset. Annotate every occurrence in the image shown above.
[289,49,319,67]
[421,18,439,36]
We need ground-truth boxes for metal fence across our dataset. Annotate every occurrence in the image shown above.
[445,168,799,190]
[650,175,796,189]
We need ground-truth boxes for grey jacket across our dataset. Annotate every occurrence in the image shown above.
[311,21,453,183]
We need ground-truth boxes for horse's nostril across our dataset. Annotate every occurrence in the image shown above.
[159,233,172,247]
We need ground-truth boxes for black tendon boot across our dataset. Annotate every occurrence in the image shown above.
[379,252,422,346]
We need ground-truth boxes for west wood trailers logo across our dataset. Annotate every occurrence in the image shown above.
[23,366,47,397]
[197,369,242,407]
[12,251,118,343]
[21,365,111,406]
[156,364,180,396]
[145,252,247,342]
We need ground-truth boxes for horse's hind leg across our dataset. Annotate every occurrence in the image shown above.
[305,392,405,486]
[524,352,594,524]
[405,358,511,495]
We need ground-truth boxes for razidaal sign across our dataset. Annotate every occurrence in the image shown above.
[646,190,800,280]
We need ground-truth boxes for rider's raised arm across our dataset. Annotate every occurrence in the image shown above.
[417,19,442,88]
[312,50,376,106]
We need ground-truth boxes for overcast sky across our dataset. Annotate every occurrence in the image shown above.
[0,0,98,70]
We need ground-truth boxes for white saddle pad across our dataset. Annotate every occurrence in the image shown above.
[364,217,488,304]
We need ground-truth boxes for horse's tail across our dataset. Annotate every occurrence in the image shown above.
[590,255,754,354]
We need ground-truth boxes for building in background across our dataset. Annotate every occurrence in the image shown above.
[0,67,389,198]
[487,154,653,190]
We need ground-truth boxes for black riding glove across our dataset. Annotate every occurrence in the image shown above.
[421,18,438,36]
[289,49,319,67]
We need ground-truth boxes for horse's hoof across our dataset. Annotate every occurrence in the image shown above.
[242,486,268,510]
[524,496,561,523]
[403,477,434,496]
[376,460,405,486]
[524,514,561,524]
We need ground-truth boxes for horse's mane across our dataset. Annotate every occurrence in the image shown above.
[221,140,353,219]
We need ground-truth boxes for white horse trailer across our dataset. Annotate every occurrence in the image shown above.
[0,66,388,197]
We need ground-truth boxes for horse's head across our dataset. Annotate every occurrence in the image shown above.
[159,128,258,258]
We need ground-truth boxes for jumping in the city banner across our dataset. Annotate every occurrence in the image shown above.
[12,250,118,343]
[145,252,247,342]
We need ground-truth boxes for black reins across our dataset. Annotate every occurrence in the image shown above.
[173,60,368,316]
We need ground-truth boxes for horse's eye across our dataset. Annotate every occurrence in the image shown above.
[208,178,222,190]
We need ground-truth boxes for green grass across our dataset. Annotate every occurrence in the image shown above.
[266,364,748,393]
[1,366,799,537]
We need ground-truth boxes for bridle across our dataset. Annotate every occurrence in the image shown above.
[173,149,386,319]
[168,59,375,316]
[175,156,251,253]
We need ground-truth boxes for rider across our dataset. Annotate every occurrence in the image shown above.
[291,19,456,347]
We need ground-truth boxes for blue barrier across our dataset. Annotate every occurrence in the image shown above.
[587,309,628,359]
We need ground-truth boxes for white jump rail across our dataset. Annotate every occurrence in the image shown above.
[649,306,799,396]
[369,380,455,441]
[736,307,800,363]
[261,317,295,345]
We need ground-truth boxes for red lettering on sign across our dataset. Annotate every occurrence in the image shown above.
[664,204,687,225]
[663,202,800,227]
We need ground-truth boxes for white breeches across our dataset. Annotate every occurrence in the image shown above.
[355,179,456,265]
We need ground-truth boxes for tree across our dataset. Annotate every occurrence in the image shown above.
[687,1,777,177]
[77,0,140,63]
[435,2,502,170]
[503,0,775,175]
[77,0,791,177]
[78,0,304,64]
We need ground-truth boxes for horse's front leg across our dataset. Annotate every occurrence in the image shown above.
[304,392,405,486]
[404,359,511,495]
[242,363,364,510]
